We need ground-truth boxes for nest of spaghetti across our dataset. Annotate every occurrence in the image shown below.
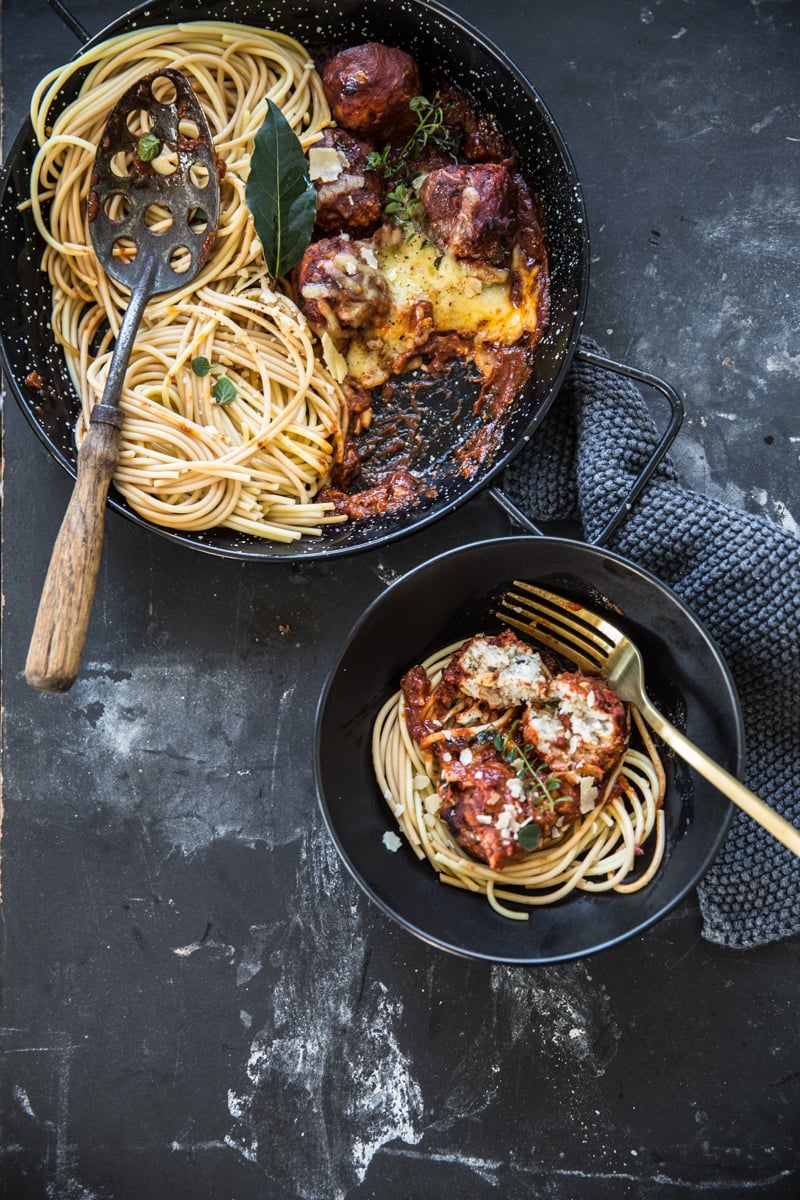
[28,22,347,544]
[372,629,666,919]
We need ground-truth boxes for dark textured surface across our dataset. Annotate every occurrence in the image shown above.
[2,2,799,1198]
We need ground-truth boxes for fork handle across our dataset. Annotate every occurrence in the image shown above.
[638,696,800,856]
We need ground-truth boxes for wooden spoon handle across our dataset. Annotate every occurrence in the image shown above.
[25,410,122,693]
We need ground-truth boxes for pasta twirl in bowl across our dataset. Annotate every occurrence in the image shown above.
[314,537,740,964]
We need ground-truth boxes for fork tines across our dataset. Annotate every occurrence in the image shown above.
[494,581,615,673]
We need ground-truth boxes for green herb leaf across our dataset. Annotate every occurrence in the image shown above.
[245,99,317,279]
[489,724,565,809]
[191,356,212,377]
[517,823,541,851]
[138,133,161,162]
[365,145,392,174]
[212,376,237,405]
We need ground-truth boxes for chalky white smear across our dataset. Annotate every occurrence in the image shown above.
[224,833,424,1197]
[220,830,621,1193]
[44,662,304,853]
[55,660,637,1191]
[64,657,621,1191]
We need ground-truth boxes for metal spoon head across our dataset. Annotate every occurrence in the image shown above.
[87,67,220,294]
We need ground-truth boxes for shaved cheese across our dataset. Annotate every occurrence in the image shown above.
[321,332,348,383]
[579,777,600,813]
[308,145,346,182]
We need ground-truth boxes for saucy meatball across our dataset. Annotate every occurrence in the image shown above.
[436,736,533,870]
[294,236,391,339]
[322,43,421,140]
[437,85,517,165]
[435,630,548,712]
[308,127,385,235]
[521,673,629,784]
[419,162,516,265]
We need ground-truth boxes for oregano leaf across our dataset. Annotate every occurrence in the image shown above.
[138,133,161,162]
[212,376,237,405]
[517,823,541,852]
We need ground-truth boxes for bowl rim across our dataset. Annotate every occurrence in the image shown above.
[314,534,741,964]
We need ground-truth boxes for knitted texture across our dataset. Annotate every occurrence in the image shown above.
[501,340,800,948]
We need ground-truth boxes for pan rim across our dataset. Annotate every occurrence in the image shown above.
[0,0,590,561]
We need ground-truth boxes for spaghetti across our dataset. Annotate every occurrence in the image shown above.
[28,22,347,542]
[372,634,666,919]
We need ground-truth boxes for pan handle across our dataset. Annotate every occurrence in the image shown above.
[487,485,542,535]
[490,349,684,546]
[576,348,684,546]
[45,0,90,43]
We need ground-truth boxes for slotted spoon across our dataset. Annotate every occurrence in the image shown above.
[496,581,800,856]
[25,68,220,692]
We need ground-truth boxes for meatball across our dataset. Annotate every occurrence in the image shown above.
[521,672,629,785]
[435,736,534,870]
[293,236,391,339]
[437,85,517,165]
[435,630,548,712]
[418,163,516,264]
[308,128,385,236]
[322,43,421,141]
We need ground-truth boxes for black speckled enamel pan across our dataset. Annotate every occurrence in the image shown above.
[315,537,740,964]
[0,0,681,560]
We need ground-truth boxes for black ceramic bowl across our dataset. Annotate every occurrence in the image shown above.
[0,0,588,560]
[315,537,741,964]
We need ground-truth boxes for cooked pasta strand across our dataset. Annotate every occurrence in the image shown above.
[29,22,347,542]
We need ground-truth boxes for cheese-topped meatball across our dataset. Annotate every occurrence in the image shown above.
[294,236,391,339]
[435,735,535,870]
[308,128,385,236]
[521,672,629,782]
[435,629,549,712]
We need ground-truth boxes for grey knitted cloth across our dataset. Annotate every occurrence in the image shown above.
[501,339,800,948]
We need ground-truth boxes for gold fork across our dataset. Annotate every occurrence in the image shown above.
[496,581,800,857]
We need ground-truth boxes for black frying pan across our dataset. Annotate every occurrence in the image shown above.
[0,0,682,560]
[315,537,741,963]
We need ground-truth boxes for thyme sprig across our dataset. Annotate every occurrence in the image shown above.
[365,91,459,179]
[408,92,460,157]
[365,90,459,253]
[383,181,428,244]
[481,721,565,810]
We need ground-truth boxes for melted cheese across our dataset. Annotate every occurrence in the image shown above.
[346,233,543,388]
